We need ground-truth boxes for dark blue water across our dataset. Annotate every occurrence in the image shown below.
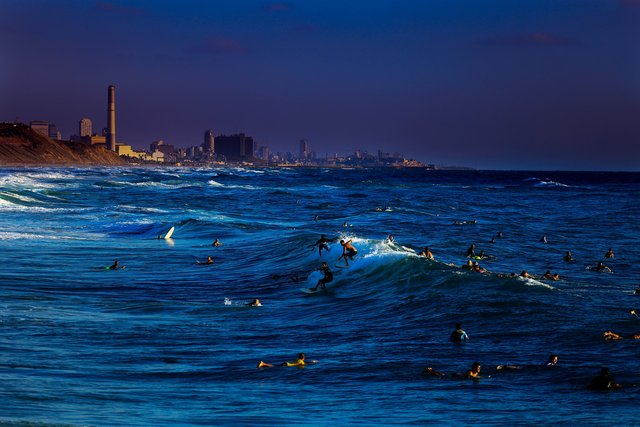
[1,167,639,425]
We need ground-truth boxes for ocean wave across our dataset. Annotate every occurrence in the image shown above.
[0,198,88,213]
[207,180,258,190]
[116,205,170,214]
[524,177,570,188]
[0,191,40,204]
[0,174,56,189]
[104,180,197,189]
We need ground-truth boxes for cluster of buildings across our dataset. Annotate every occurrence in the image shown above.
[28,85,427,168]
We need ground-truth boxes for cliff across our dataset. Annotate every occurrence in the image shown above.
[0,123,126,166]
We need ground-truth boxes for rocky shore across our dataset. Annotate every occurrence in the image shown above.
[0,123,126,166]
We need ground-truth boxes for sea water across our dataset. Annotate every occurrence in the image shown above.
[0,167,639,425]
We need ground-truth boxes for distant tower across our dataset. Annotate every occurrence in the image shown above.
[79,118,92,137]
[299,139,309,159]
[106,85,116,151]
[203,130,215,152]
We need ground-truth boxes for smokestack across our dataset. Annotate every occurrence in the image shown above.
[106,85,116,151]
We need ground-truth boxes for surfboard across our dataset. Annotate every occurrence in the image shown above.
[163,226,175,240]
[301,287,329,294]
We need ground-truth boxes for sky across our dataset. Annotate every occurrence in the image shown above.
[1,0,639,170]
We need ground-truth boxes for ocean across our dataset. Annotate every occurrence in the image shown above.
[0,167,638,425]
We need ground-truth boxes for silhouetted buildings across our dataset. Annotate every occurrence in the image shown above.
[214,133,255,161]
[203,130,215,152]
[29,120,61,140]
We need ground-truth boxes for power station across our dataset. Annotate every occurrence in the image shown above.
[106,85,116,151]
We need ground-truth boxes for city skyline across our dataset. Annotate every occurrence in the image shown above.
[1,0,639,170]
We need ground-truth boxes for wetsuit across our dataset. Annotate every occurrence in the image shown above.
[315,237,330,253]
[588,374,617,390]
[318,265,333,288]
[450,329,469,341]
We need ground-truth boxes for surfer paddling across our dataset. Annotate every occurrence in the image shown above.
[338,239,358,266]
[196,256,214,265]
[423,362,483,379]
[257,353,317,368]
[108,260,123,270]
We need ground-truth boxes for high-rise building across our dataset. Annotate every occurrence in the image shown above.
[203,130,215,152]
[48,124,61,140]
[214,133,255,161]
[106,85,116,151]
[79,118,92,137]
[299,139,309,159]
[258,145,269,161]
[30,120,49,137]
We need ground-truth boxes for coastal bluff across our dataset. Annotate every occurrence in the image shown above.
[0,123,125,166]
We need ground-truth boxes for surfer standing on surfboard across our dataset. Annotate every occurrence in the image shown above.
[310,262,333,291]
[312,235,331,256]
[339,239,358,266]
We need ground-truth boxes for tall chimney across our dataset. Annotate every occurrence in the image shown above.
[106,85,116,151]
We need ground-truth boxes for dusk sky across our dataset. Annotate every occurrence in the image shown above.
[1,0,638,170]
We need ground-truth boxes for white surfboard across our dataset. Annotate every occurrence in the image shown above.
[163,226,175,240]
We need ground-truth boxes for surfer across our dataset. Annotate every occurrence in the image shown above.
[257,353,314,368]
[338,239,358,266]
[213,239,222,247]
[540,235,548,243]
[594,262,612,273]
[466,244,476,258]
[463,260,474,269]
[630,310,639,319]
[497,231,504,238]
[604,248,614,259]
[387,234,394,243]
[496,354,559,371]
[465,362,482,378]
[419,246,434,260]
[520,270,535,279]
[423,362,482,379]
[196,256,214,265]
[246,298,262,307]
[108,260,121,270]
[314,214,319,222]
[588,367,621,390]
[472,261,488,274]
[450,323,469,341]
[603,331,640,340]
[423,366,445,377]
[564,251,573,262]
[545,354,559,366]
[311,262,333,291]
[312,235,331,256]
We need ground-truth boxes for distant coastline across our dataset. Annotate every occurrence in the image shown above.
[1,122,474,170]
